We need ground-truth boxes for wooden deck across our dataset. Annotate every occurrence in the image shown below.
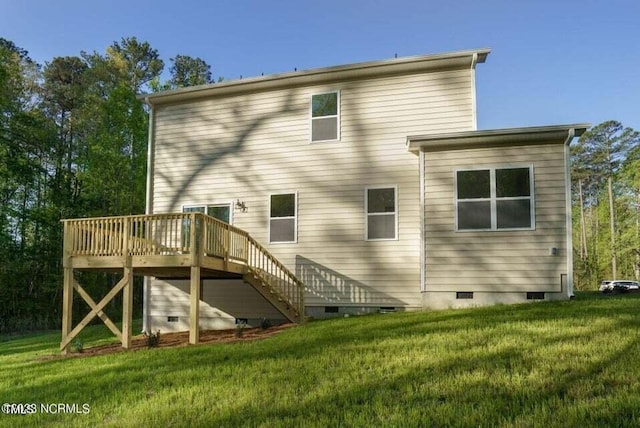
[60,213,305,354]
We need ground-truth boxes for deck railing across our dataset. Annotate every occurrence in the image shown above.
[62,213,304,320]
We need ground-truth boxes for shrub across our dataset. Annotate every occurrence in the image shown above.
[144,330,161,348]
[72,338,84,353]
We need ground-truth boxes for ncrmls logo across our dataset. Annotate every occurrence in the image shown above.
[40,403,90,414]
[2,402,90,415]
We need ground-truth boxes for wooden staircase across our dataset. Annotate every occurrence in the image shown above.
[243,269,299,322]
[60,213,305,352]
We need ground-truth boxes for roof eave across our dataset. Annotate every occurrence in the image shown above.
[139,48,491,105]
[406,124,591,154]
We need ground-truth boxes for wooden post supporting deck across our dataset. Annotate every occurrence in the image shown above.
[121,219,133,349]
[61,222,74,355]
[189,266,201,345]
[122,263,134,349]
[61,268,74,355]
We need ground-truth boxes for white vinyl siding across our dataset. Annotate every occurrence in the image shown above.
[424,144,568,293]
[151,67,476,311]
[365,186,398,241]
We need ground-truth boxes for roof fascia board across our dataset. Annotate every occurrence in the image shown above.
[141,48,491,105]
[407,124,591,153]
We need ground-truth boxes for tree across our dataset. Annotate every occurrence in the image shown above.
[105,37,164,93]
[576,121,639,279]
[169,55,213,88]
[620,141,640,280]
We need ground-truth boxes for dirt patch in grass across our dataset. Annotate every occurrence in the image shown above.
[43,323,295,359]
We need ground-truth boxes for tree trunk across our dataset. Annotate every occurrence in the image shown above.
[636,189,640,280]
[579,179,588,259]
[608,176,617,279]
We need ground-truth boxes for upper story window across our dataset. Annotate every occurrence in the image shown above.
[455,166,534,231]
[269,193,297,243]
[311,91,340,142]
[365,186,398,241]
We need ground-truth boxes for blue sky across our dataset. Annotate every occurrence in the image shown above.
[2,0,638,131]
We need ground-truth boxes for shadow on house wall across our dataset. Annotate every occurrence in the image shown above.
[295,255,405,307]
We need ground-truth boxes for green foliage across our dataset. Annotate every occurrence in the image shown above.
[144,329,161,348]
[260,317,272,330]
[71,338,83,353]
[169,54,213,88]
[1,298,640,427]
[235,322,246,338]
[0,37,167,334]
[572,121,640,288]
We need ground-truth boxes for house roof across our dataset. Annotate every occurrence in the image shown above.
[141,48,491,106]
[406,124,591,153]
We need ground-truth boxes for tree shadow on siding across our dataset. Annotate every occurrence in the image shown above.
[155,91,302,213]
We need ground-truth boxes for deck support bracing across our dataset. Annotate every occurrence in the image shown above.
[59,268,133,354]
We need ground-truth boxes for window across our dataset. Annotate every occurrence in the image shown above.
[456,166,534,231]
[269,193,297,243]
[183,204,231,223]
[182,204,232,250]
[311,91,339,142]
[366,186,398,240]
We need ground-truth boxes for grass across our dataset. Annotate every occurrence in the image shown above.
[1,292,640,427]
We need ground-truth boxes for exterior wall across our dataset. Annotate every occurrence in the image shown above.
[149,279,286,331]
[149,67,477,327]
[422,142,569,308]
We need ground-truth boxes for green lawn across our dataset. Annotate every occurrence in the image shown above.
[1,292,639,427]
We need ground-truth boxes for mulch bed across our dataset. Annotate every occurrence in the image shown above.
[43,323,295,359]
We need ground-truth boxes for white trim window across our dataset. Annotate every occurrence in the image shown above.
[365,186,398,241]
[311,91,340,142]
[269,193,297,243]
[455,166,534,231]
[183,203,232,224]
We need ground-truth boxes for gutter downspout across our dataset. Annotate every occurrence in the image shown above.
[143,99,155,333]
[563,128,576,297]
[470,53,478,131]
[419,150,426,293]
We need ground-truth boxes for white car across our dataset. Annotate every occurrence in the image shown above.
[600,280,640,293]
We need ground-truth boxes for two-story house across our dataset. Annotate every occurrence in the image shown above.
[140,48,588,332]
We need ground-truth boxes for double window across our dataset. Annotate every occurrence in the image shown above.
[365,186,398,241]
[269,193,297,243]
[455,166,534,231]
[311,91,339,142]
[183,204,231,223]
[182,204,232,251]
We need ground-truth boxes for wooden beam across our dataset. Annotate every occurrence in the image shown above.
[60,275,129,350]
[189,265,201,344]
[61,268,74,355]
[73,280,122,342]
[122,262,134,349]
